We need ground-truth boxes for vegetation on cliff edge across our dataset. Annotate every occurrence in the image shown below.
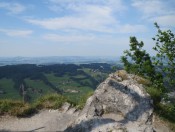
[121,23,175,124]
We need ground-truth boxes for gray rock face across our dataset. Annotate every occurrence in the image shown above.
[65,70,154,132]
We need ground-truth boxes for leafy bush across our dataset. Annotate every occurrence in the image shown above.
[146,86,175,123]
[146,87,162,104]
[157,103,175,122]
[121,37,156,80]
[120,23,175,125]
[153,23,175,89]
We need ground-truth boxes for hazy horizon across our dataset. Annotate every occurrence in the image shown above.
[0,56,121,66]
[0,55,119,58]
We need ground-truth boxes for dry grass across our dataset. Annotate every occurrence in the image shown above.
[0,100,36,117]
[0,92,94,117]
[116,70,128,80]
[133,75,151,85]
[115,70,151,85]
[34,94,68,110]
[0,94,68,117]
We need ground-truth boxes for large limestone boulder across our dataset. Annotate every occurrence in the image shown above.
[65,70,154,132]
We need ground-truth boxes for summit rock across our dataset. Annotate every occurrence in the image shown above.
[65,70,154,132]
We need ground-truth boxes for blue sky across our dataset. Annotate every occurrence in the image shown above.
[0,0,175,57]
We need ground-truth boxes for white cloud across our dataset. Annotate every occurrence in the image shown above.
[27,1,148,34]
[119,24,148,33]
[132,0,165,17]
[0,29,33,37]
[150,15,175,27]
[43,33,95,42]
[26,5,117,33]
[26,0,130,33]
[132,0,175,27]
[0,2,26,14]
[27,14,147,34]
[48,0,126,13]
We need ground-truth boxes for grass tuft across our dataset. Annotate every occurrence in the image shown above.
[77,91,94,109]
[146,87,162,104]
[134,75,151,85]
[116,70,128,80]
[0,92,94,117]
[34,94,68,109]
[146,86,175,129]
[0,100,36,117]
[0,94,69,117]
[156,103,175,123]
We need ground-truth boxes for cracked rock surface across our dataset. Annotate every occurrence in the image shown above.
[65,70,154,132]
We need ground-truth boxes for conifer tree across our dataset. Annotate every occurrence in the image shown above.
[121,36,155,81]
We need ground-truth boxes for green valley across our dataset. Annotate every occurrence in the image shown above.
[0,63,120,104]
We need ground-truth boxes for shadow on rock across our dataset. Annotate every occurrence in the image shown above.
[65,118,115,132]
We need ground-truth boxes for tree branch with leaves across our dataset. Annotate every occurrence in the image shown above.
[152,22,175,89]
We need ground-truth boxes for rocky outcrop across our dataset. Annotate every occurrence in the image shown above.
[65,70,154,132]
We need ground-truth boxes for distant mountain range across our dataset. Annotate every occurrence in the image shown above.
[0,56,121,66]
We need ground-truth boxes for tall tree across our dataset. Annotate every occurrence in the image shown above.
[152,23,175,89]
[121,36,155,81]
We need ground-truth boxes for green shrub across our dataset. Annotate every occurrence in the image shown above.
[146,86,175,123]
[146,87,162,104]
[157,103,175,123]
[121,37,156,82]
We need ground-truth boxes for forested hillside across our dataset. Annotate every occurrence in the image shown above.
[0,63,120,103]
